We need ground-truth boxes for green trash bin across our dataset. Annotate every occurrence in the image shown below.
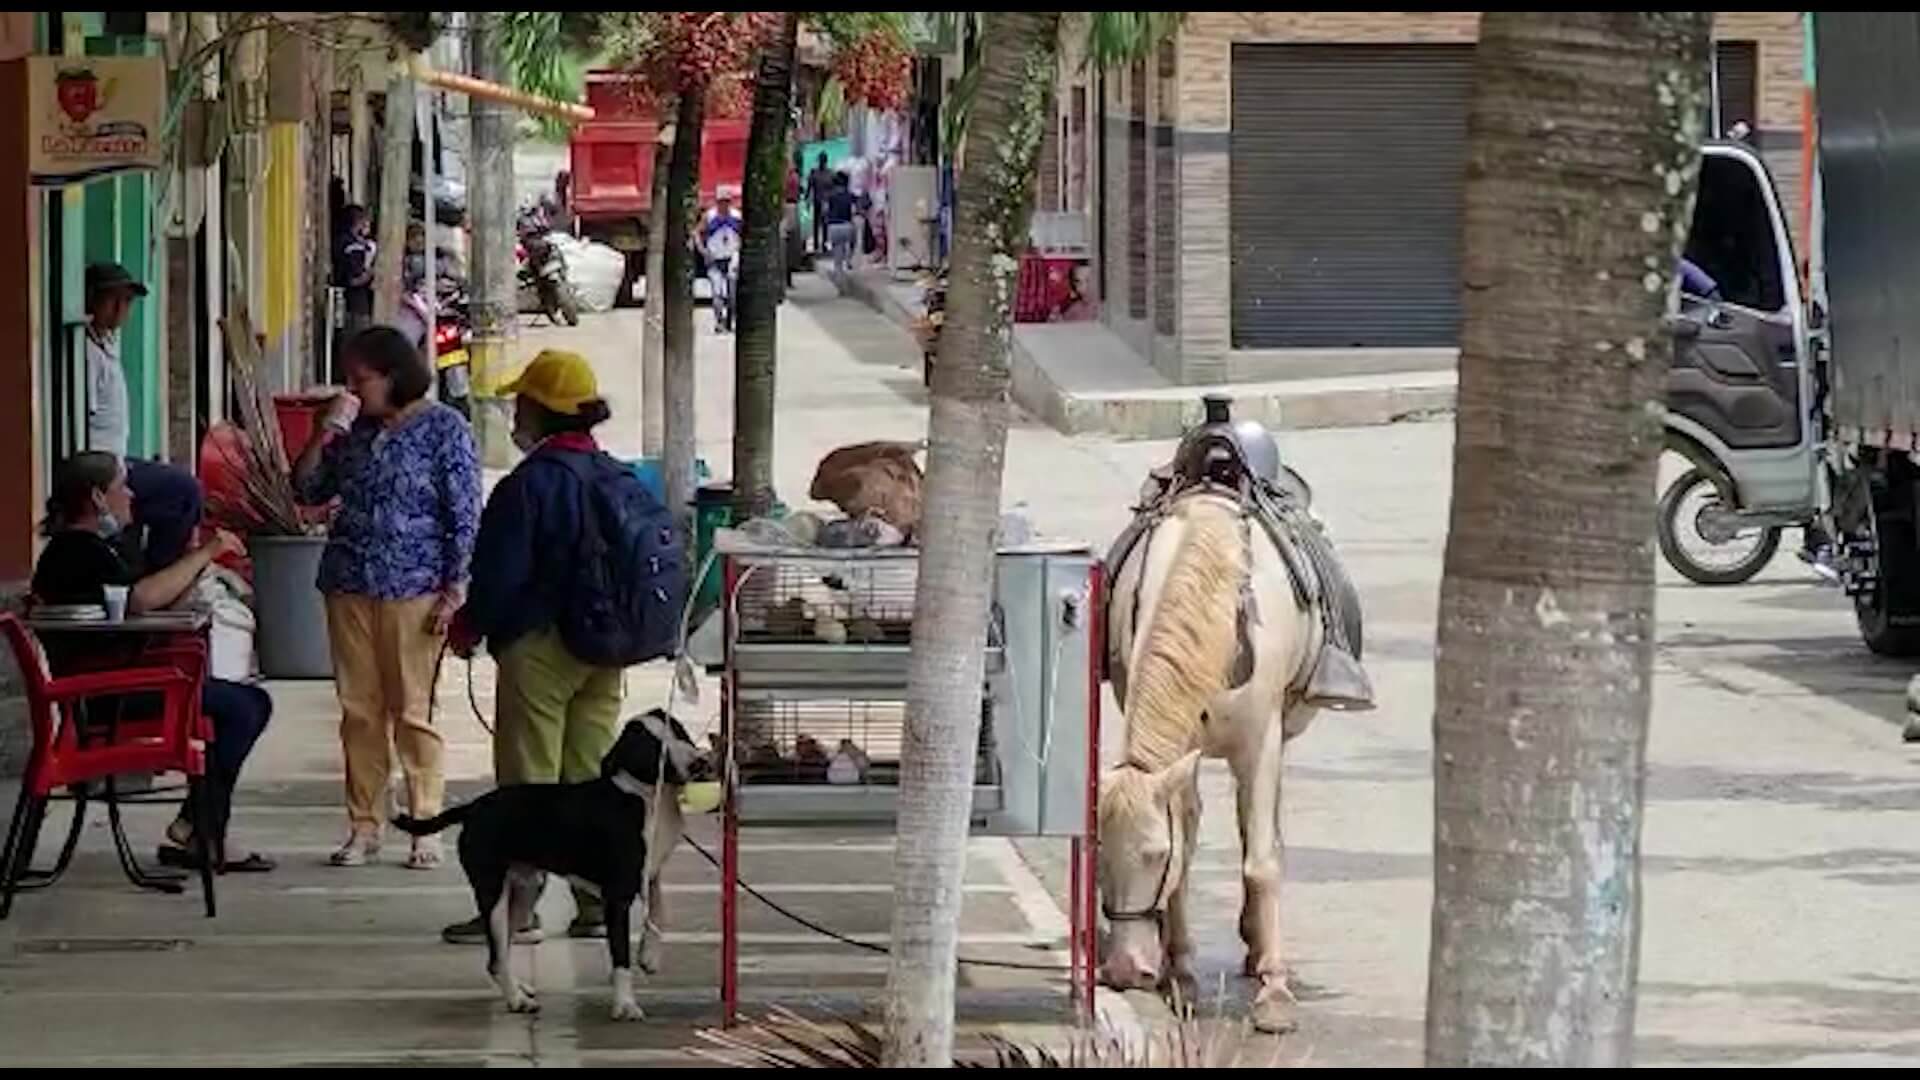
[691,485,793,620]
[693,484,734,618]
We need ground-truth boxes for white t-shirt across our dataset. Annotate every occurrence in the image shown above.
[85,328,130,458]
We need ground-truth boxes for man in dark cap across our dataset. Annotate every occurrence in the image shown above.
[86,262,203,570]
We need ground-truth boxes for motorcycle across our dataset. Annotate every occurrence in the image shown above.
[517,206,580,327]
[398,278,473,420]
[432,291,473,421]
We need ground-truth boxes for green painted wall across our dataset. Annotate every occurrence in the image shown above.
[79,29,161,458]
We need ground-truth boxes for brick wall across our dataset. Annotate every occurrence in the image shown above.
[1108,11,1807,381]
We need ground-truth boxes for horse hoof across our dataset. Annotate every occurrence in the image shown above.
[1249,979,1299,1035]
[1250,993,1297,1035]
[1160,972,1199,1014]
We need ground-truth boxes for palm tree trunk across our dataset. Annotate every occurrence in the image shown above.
[662,85,707,539]
[1426,11,1712,1068]
[882,11,1062,1068]
[642,131,671,459]
[732,12,801,521]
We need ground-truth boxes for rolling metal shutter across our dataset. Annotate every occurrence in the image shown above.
[1230,44,1474,349]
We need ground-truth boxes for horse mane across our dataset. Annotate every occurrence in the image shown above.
[1123,496,1245,771]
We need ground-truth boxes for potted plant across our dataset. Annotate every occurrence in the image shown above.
[203,311,333,680]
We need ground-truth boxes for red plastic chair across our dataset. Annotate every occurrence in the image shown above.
[0,613,218,919]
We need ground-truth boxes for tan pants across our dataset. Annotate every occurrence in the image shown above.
[325,593,447,830]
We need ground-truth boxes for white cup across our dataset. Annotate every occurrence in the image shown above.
[325,392,362,433]
[102,585,129,622]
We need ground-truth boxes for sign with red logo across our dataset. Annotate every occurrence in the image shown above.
[27,56,165,185]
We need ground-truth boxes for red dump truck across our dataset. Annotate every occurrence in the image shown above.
[569,71,751,302]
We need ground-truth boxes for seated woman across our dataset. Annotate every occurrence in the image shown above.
[31,451,274,872]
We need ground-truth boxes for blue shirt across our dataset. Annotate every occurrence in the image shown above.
[299,402,480,599]
[1679,257,1720,300]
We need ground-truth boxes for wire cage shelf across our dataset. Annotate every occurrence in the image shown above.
[728,696,1001,788]
[713,532,1104,1024]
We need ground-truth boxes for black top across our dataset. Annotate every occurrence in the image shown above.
[30,529,144,674]
[34,529,139,607]
[807,166,834,204]
[824,189,856,226]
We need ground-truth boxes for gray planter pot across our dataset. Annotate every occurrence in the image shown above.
[250,534,332,679]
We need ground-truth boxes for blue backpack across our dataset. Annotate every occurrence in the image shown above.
[545,451,687,667]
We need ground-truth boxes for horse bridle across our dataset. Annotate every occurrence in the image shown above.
[1100,797,1183,927]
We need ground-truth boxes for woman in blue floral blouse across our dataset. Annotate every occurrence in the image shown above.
[295,327,480,869]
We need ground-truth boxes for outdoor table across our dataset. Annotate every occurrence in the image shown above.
[22,608,214,894]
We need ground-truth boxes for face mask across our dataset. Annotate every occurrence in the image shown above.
[94,493,123,537]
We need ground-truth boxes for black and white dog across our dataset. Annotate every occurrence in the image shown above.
[395,709,709,1020]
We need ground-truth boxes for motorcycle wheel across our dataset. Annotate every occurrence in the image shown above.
[1656,467,1781,585]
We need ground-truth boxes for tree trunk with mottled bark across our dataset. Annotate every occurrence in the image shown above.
[662,85,706,539]
[642,131,671,458]
[467,11,517,462]
[1426,11,1712,1068]
[732,12,800,521]
[373,65,414,325]
[882,11,1063,1068]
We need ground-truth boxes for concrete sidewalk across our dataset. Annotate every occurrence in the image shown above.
[0,292,1120,1067]
[838,267,1456,440]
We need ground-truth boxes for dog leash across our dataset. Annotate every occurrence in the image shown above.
[676,832,1072,974]
[432,553,1074,977]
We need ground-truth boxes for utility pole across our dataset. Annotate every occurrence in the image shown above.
[467,10,516,463]
[373,54,413,325]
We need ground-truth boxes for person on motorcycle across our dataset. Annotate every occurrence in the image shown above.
[702,185,744,334]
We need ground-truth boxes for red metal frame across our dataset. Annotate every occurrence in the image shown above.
[716,557,1108,1026]
[720,556,741,1025]
[1080,563,1104,1018]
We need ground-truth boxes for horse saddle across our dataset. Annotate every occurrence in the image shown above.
[1106,468,1375,713]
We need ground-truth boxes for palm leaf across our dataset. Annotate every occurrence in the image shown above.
[499,11,590,141]
[1080,12,1184,71]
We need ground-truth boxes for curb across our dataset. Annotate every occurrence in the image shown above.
[835,269,1456,439]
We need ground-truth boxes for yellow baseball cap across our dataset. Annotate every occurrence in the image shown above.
[500,349,598,415]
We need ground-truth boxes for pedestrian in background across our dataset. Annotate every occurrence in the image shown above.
[294,326,480,870]
[824,172,857,278]
[806,151,833,255]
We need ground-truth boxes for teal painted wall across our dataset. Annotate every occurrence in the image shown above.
[79,29,160,458]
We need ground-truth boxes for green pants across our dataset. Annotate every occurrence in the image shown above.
[494,626,624,921]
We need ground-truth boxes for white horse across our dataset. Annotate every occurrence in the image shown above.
[1100,490,1319,1034]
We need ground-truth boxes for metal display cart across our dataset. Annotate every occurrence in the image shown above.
[715,531,1103,1024]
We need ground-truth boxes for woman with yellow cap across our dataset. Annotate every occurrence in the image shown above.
[441,349,630,944]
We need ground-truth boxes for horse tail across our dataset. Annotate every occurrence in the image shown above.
[1124,498,1246,769]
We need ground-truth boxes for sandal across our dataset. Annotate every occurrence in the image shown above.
[405,837,444,871]
[157,845,276,873]
[329,831,382,867]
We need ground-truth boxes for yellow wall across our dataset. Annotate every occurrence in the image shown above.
[263,121,302,384]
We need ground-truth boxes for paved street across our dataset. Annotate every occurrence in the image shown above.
[5,279,1920,1065]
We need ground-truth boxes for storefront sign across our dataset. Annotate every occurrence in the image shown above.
[27,56,166,185]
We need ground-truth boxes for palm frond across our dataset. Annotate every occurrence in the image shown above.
[1080,12,1184,71]
[686,986,1285,1068]
[500,11,590,141]
[814,76,848,133]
